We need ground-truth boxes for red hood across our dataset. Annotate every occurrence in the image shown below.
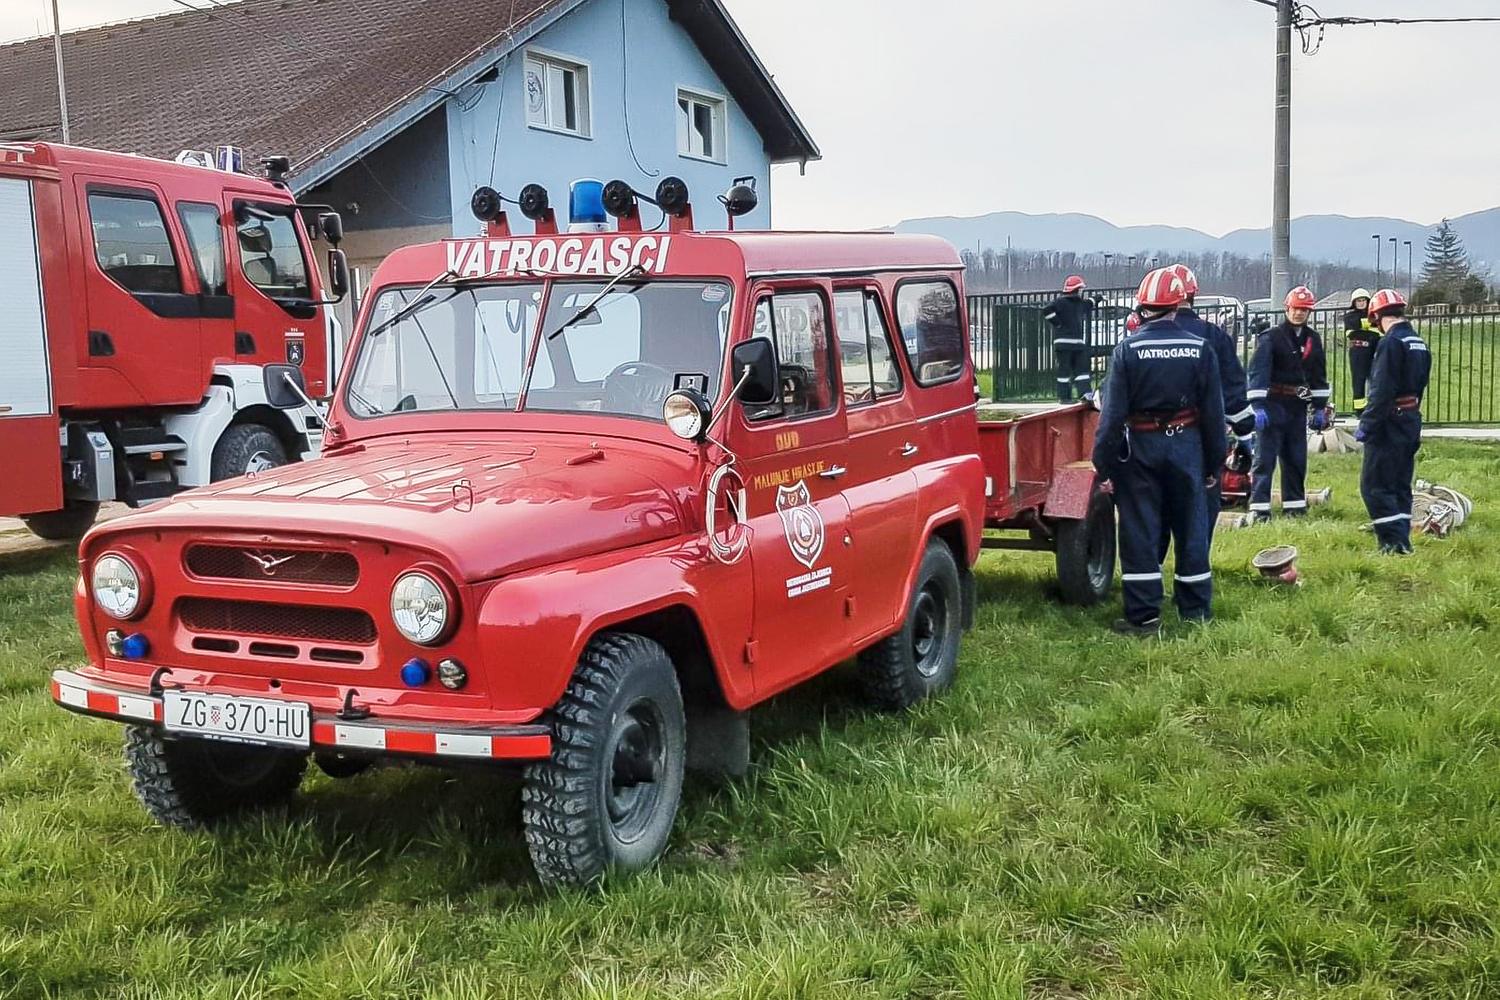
[95,436,692,581]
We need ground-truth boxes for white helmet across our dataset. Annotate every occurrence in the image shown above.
[1351,288,1372,305]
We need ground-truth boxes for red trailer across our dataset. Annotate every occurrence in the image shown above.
[0,142,349,539]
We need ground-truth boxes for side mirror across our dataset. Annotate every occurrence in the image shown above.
[327,248,350,302]
[264,364,307,410]
[318,211,344,246]
[730,337,779,406]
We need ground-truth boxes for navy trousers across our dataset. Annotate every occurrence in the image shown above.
[1056,347,1091,402]
[1117,428,1213,625]
[1157,478,1223,561]
[1361,414,1421,550]
[1250,398,1308,516]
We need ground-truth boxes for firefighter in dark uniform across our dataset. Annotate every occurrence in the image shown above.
[1246,286,1330,521]
[1356,289,1432,554]
[1167,263,1254,543]
[1094,268,1226,636]
[1345,288,1379,415]
[1044,275,1095,403]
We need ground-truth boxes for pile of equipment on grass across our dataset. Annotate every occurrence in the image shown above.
[1412,479,1473,537]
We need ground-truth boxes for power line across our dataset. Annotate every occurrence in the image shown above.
[1307,15,1500,26]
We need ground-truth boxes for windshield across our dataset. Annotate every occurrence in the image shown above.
[344,279,733,420]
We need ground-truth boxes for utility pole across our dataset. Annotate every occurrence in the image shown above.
[1271,0,1293,304]
[50,0,71,143]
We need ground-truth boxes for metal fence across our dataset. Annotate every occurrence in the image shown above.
[970,292,1500,426]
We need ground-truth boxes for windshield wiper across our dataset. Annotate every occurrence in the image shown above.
[363,269,460,340]
[545,263,649,341]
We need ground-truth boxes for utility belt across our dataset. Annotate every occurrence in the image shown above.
[1128,408,1198,434]
[1268,383,1314,402]
[1395,395,1421,413]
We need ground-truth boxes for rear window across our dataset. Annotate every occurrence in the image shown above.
[894,280,966,386]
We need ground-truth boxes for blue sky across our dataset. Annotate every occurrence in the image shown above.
[5,0,1496,233]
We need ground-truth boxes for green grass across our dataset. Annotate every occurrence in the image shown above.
[4,444,1500,998]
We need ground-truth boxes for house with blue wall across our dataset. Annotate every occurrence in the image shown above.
[2,0,820,329]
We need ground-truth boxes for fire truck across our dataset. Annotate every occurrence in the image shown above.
[49,177,1113,888]
[0,143,349,540]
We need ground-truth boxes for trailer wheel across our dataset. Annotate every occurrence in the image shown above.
[858,540,962,710]
[521,633,686,888]
[21,500,100,541]
[124,726,307,828]
[1054,488,1116,606]
[313,751,374,779]
[211,424,288,481]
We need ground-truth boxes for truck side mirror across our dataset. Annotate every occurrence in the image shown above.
[264,364,308,409]
[319,211,344,246]
[327,249,350,302]
[731,337,779,406]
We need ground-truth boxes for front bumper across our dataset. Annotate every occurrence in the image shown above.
[50,669,552,762]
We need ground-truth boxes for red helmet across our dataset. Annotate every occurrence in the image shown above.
[1137,267,1187,310]
[1167,263,1199,297]
[1368,288,1407,317]
[1125,311,1142,334]
[1062,275,1086,293]
[1285,286,1317,310]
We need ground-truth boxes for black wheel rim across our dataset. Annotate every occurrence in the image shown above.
[912,584,948,679]
[605,699,666,843]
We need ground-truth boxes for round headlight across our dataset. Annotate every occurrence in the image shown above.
[390,571,451,645]
[663,389,711,441]
[92,553,142,620]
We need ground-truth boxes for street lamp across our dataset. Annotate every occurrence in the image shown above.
[1403,241,1413,296]
[1390,237,1398,288]
[1372,234,1382,281]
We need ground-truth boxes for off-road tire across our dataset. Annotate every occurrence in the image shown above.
[124,726,307,828]
[210,424,288,481]
[521,633,686,889]
[858,540,963,710]
[22,500,100,541]
[1055,488,1116,607]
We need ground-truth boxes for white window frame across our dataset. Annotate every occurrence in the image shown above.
[676,86,728,164]
[524,48,593,139]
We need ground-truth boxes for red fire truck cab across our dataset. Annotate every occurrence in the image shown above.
[0,142,349,539]
[50,179,1113,887]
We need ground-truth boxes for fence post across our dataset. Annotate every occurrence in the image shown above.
[990,300,1002,402]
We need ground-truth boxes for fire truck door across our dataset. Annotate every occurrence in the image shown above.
[0,177,62,514]
[224,197,327,396]
[77,180,204,406]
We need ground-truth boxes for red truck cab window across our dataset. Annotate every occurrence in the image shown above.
[834,289,903,406]
[233,203,312,305]
[88,192,182,296]
[894,279,966,387]
[748,290,836,420]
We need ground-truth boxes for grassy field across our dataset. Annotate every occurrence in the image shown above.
[3,443,1500,998]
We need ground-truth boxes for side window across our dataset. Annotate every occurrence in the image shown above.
[88,192,182,295]
[749,291,834,421]
[835,290,903,405]
[235,203,311,300]
[894,280,966,387]
[176,202,228,296]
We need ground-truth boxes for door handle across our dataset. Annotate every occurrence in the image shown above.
[819,465,847,479]
[900,443,919,458]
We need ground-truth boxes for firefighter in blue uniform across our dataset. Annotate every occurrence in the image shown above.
[1094,268,1226,635]
[1044,275,1095,402]
[1167,263,1254,543]
[1356,289,1432,554]
[1345,288,1379,416]
[1246,286,1330,521]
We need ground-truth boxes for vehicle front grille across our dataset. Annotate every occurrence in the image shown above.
[177,598,377,644]
[184,544,359,586]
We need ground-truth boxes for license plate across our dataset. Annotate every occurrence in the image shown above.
[163,691,311,749]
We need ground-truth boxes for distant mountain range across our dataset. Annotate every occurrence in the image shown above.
[892,207,1500,272]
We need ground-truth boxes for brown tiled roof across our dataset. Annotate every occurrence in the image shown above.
[0,0,817,188]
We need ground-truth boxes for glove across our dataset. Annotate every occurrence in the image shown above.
[1355,425,1368,443]
[1309,409,1328,432]
[1253,407,1269,433]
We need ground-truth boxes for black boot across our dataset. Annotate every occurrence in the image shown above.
[1111,617,1162,637]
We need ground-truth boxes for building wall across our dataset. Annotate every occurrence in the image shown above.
[444,0,773,238]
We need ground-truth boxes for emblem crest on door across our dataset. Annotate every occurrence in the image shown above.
[776,480,824,569]
[285,332,305,366]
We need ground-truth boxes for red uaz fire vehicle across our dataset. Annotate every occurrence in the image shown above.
[51,178,1113,887]
[0,142,349,539]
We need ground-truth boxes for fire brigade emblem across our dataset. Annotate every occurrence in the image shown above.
[285,339,305,366]
[775,481,824,569]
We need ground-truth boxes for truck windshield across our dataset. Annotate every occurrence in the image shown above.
[344,279,732,420]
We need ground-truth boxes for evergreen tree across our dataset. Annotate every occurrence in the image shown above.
[1420,219,1470,289]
